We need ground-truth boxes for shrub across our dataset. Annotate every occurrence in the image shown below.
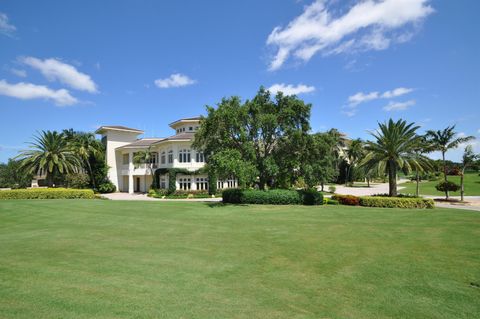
[222,189,303,205]
[222,189,244,204]
[0,188,95,200]
[299,188,323,205]
[97,181,116,193]
[328,185,336,193]
[435,181,460,193]
[323,198,339,205]
[332,194,360,206]
[65,173,90,189]
[359,196,434,209]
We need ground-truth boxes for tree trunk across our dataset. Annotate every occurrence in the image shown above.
[367,176,370,187]
[46,172,54,188]
[415,169,419,197]
[321,182,324,192]
[345,166,349,186]
[442,151,449,200]
[388,160,397,197]
[460,168,465,202]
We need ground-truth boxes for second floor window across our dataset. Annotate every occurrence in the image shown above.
[168,150,173,164]
[161,152,166,164]
[195,152,204,163]
[122,154,129,165]
[179,149,191,163]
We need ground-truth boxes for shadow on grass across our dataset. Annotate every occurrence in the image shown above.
[205,202,249,208]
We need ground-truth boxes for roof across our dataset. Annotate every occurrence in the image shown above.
[119,138,165,148]
[162,132,195,141]
[95,125,144,134]
[168,116,202,128]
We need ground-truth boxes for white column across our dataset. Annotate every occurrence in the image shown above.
[128,152,134,194]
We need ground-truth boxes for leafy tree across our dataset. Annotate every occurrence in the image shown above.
[302,132,338,190]
[193,87,311,190]
[63,129,104,188]
[0,159,33,188]
[206,149,257,188]
[426,126,475,199]
[460,145,477,201]
[16,131,81,187]
[411,137,434,197]
[361,119,428,197]
[133,146,156,192]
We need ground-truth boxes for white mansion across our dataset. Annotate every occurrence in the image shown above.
[95,117,237,193]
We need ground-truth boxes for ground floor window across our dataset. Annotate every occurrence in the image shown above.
[178,177,191,190]
[217,178,237,189]
[160,176,166,189]
[195,177,208,190]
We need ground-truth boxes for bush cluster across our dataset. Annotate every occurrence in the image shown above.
[359,196,434,209]
[332,194,360,206]
[222,188,323,205]
[0,188,95,200]
[96,182,116,193]
[435,181,460,192]
[323,198,339,205]
[148,189,212,199]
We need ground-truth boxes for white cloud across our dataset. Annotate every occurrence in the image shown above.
[154,73,196,88]
[268,83,315,96]
[10,68,27,77]
[348,87,413,106]
[383,99,416,111]
[0,79,78,106]
[266,0,433,70]
[0,12,16,36]
[20,56,98,93]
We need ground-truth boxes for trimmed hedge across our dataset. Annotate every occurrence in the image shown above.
[332,194,360,206]
[359,196,435,209]
[0,188,95,200]
[222,189,323,205]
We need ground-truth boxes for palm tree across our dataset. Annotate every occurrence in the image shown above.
[16,131,81,187]
[64,130,103,188]
[360,119,428,197]
[411,140,434,197]
[133,146,156,192]
[345,138,363,186]
[425,126,475,199]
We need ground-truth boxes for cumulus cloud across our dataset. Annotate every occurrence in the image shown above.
[10,68,27,77]
[268,83,315,96]
[154,73,196,88]
[0,80,78,106]
[20,56,98,93]
[0,12,16,36]
[383,99,415,111]
[266,0,433,70]
[348,87,413,106]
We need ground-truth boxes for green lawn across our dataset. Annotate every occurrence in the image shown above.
[400,172,480,196]
[1,200,479,318]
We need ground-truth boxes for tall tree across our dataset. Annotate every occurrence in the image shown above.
[426,126,475,199]
[460,145,477,201]
[302,132,338,190]
[133,146,156,192]
[16,131,80,187]
[193,87,311,190]
[0,159,33,188]
[360,119,427,197]
[411,137,434,197]
[344,138,364,186]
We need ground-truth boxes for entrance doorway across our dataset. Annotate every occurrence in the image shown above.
[135,177,141,192]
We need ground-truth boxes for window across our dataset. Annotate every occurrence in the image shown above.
[189,126,193,131]
[217,180,224,190]
[149,152,158,167]
[195,177,208,190]
[168,150,173,164]
[178,177,191,190]
[160,176,166,189]
[161,151,166,164]
[122,154,129,165]
[178,149,191,163]
[196,152,204,163]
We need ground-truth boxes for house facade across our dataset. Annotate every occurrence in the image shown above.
[95,117,237,193]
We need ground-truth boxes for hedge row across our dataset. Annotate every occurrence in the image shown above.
[222,189,323,205]
[0,188,95,200]
[332,194,434,209]
[359,196,435,209]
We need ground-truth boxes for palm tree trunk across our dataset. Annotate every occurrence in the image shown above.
[388,160,397,197]
[442,151,449,199]
[345,166,349,186]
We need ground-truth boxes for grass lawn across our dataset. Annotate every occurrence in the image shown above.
[1,200,479,318]
[400,172,480,196]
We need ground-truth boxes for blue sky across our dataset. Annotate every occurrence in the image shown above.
[0,0,479,163]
